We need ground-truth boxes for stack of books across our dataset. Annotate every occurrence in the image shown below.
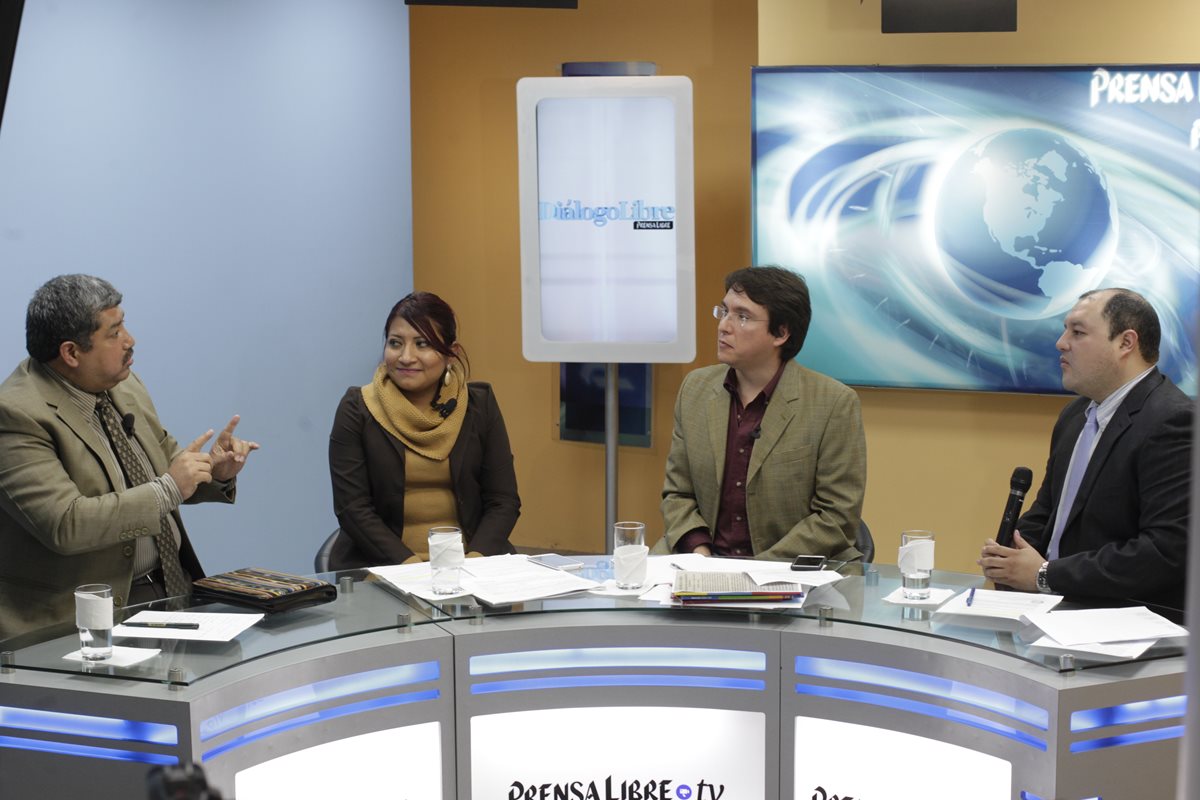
[671,571,805,605]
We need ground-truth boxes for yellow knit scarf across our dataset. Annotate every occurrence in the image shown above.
[361,363,468,461]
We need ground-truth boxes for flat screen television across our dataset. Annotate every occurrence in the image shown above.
[752,65,1199,395]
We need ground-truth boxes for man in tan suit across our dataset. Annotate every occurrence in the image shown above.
[661,267,866,561]
[0,275,258,641]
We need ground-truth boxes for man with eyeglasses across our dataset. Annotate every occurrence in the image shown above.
[660,266,866,561]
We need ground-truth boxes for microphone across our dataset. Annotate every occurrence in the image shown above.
[432,397,457,419]
[750,426,761,440]
[995,466,1033,548]
[121,413,136,436]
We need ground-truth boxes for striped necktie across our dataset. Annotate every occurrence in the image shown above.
[96,394,191,598]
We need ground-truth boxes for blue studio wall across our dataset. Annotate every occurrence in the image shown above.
[0,0,413,574]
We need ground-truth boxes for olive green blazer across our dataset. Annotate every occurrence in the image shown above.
[660,360,866,561]
[0,359,231,640]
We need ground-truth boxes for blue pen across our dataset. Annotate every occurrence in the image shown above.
[966,587,976,607]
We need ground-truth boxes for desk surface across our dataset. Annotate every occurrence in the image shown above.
[1,558,1185,686]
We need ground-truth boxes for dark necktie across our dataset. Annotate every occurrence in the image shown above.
[96,394,191,598]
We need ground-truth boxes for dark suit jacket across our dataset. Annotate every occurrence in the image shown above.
[327,381,520,569]
[0,359,229,641]
[1018,368,1192,609]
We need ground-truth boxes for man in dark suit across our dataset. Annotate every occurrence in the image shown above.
[0,275,259,640]
[979,288,1192,609]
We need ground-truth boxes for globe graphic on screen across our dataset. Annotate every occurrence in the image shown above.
[935,128,1115,320]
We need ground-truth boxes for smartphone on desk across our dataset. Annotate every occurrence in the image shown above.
[790,554,828,571]
[528,553,585,571]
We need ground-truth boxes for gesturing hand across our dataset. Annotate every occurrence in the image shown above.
[169,430,215,500]
[210,415,260,482]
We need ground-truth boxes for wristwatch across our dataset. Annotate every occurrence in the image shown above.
[1035,561,1051,593]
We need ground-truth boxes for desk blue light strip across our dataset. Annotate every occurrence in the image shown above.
[795,683,1046,751]
[202,689,439,762]
[0,704,177,745]
[794,656,1048,729]
[0,734,178,766]
[1070,725,1185,754]
[200,661,439,741]
[1020,794,1100,800]
[470,646,766,675]
[1071,695,1186,732]
[472,675,765,695]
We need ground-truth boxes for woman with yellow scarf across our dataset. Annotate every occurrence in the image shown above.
[328,292,520,568]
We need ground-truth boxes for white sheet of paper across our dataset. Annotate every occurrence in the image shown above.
[932,588,1063,631]
[370,560,473,600]
[663,554,840,588]
[775,569,844,589]
[372,555,600,605]
[468,566,599,605]
[644,556,682,587]
[1025,634,1157,661]
[1021,605,1188,646]
[63,646,161,666]
[114,610,264,641]
[881,587,957,607]
[667,554,759,573]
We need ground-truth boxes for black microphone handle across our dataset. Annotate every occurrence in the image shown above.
[995,491,1025,548]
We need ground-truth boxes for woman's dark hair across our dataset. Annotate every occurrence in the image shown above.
[383,291,470,378]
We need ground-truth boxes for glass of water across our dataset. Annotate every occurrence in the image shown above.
[74,583,113,661]
[899,531,935,600]
[428,527,465,595]
[613,521,648,590]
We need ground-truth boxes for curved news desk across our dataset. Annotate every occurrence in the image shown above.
[0,561,1185,800]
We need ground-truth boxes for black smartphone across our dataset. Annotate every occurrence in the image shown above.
[790,554,828,571]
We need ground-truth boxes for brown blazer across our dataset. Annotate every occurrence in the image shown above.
[0,359,230,641]
[661,360,866,561]
[327,382,520,569]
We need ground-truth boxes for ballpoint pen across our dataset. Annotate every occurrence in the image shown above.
[966,587,976,607]
[122,622,200,630]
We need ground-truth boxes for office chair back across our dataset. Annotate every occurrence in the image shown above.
[314,528,340,573]
[857,519,875,563]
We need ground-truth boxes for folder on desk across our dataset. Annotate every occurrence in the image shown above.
[671,571,805,604]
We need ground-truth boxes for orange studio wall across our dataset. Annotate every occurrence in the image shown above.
[408,1,757,555]
[409,0,1197,572]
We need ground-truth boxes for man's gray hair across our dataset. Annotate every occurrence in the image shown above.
[26,275,123,363]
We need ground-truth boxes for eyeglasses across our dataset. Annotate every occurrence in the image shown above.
[712,305,767,328]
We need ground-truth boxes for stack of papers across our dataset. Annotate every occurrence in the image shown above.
[932,588,1063,631]
[671,571,805,604]
[1019,606,1188,662]
[371,554,600,605]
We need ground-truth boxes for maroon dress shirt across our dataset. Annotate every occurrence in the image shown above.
[675,362,786,557]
